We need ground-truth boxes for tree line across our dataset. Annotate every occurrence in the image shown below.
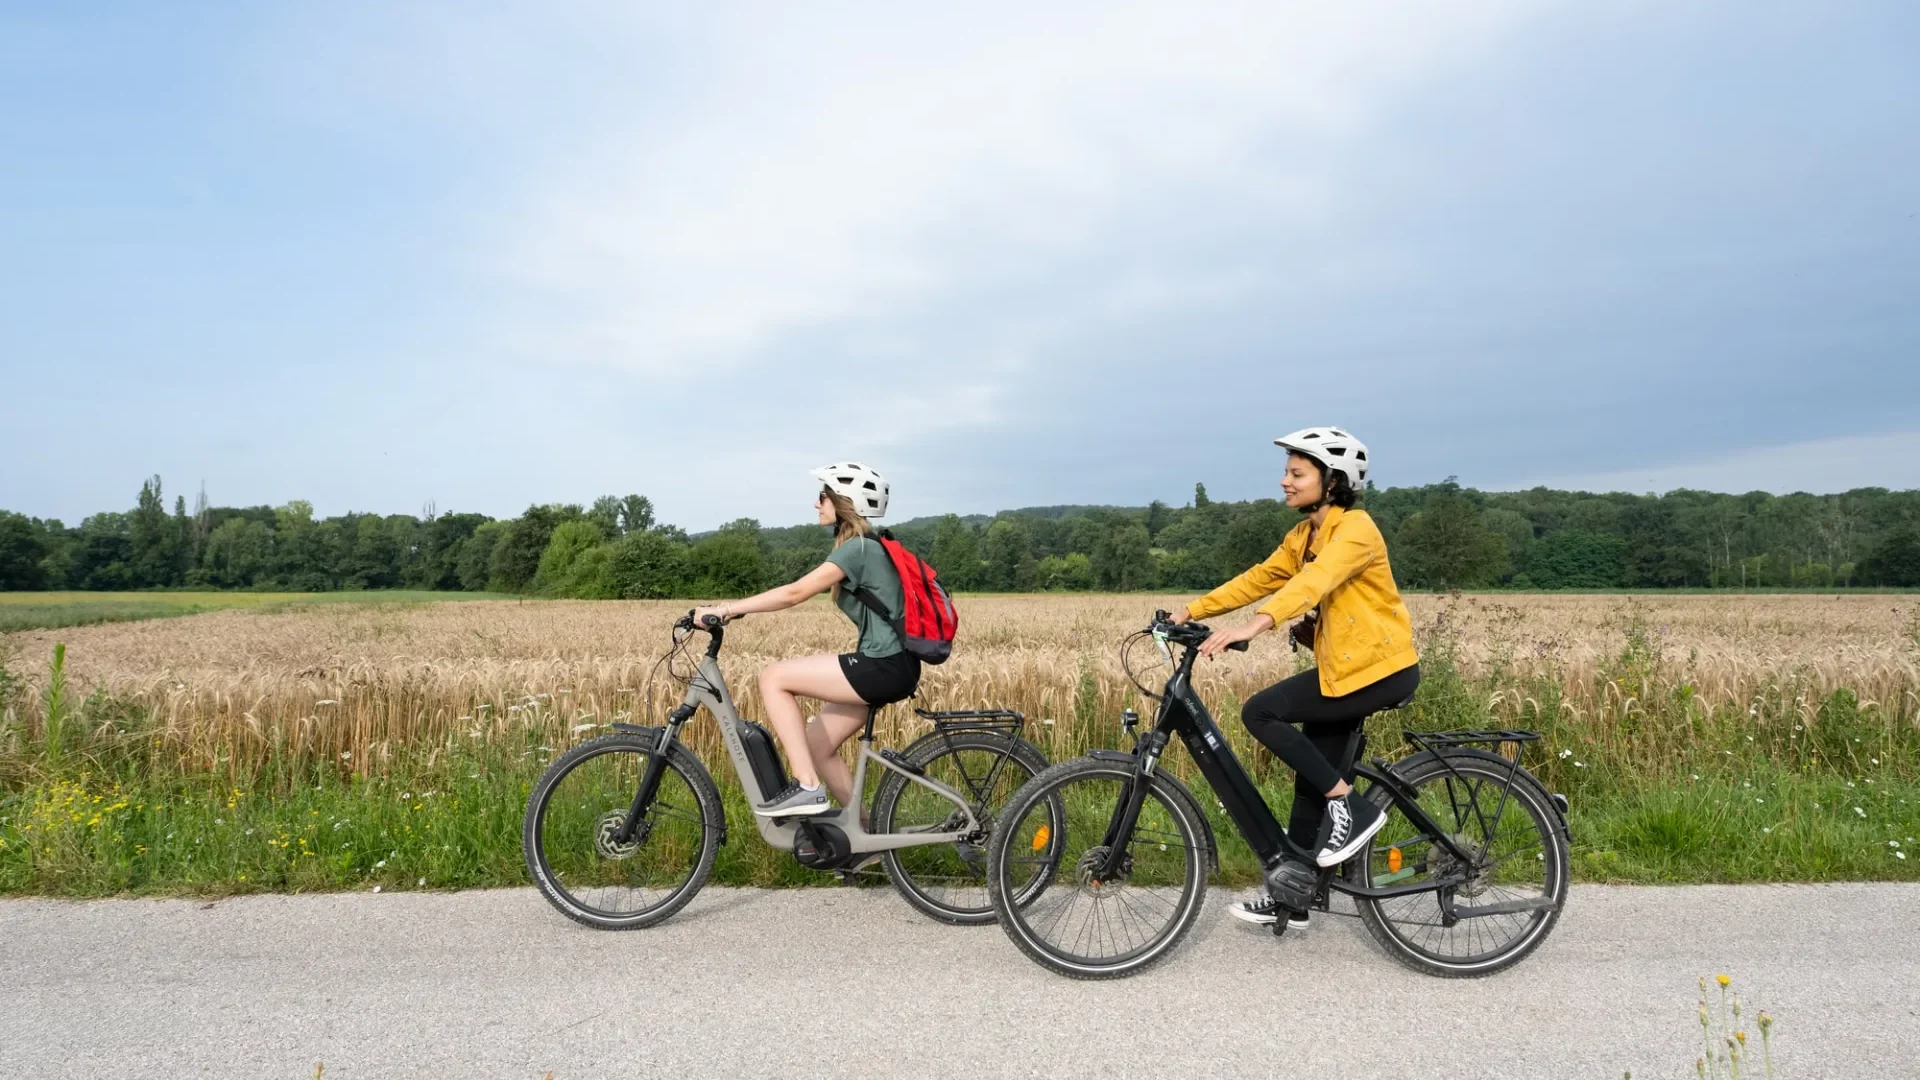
[2,476,1918,596]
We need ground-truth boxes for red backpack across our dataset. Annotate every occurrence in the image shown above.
[847,531,958,665]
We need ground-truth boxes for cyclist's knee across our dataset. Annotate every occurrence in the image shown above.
[758,660,796,695]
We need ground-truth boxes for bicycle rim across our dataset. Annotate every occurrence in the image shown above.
[992,761,1205,976]
[881,738,1049,920]
[530,741,715,925]
[1354,755,1567,973]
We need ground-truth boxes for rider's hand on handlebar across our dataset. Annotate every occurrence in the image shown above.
[689,605,736,629]
[1196,614,1274,658]
[1166,605,1193,625]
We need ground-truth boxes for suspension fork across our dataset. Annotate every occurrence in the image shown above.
[1095,730,1168,879]
[615,703,696,843]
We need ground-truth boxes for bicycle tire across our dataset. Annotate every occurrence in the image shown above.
[524,732,723,930]
[986,757,1209,980]
[871,730,1053,925]
[1348,749,1568,977]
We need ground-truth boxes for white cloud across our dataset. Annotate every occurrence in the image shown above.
[489,1,1550,382]
[1545,430,1920,495]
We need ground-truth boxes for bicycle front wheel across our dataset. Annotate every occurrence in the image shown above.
[524,733,722,930]
[987,757,1208,980]
[1350,750,1569,977]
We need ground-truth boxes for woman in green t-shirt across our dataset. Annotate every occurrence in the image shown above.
[691,462,920,818]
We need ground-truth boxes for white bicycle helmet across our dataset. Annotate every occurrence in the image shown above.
[810,461,889,519]
[1274,426,1369,489]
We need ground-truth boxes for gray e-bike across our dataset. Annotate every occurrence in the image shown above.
[524,613,1058,928]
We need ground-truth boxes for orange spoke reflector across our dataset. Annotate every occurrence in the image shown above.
[1031,825,1051,852]
[1387,846,1403,873]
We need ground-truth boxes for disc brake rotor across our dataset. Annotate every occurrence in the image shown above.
[1074,845,1132,892]
[595,811,647,860]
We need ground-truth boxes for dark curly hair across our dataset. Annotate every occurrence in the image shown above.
[1289,453,1359,513]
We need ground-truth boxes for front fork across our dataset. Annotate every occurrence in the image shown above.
[615,703,696,844]
[1095,722,1167,880]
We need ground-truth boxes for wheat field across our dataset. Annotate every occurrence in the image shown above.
[6,592,1918,893]
[4,593,1916,778]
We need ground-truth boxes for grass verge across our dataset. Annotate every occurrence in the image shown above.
[3,733,1914,896]
[0,591,515,632]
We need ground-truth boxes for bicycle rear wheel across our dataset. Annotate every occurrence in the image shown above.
[871,730,1054,925]
[987,757,1208,979]
[1350,750,1568,976]
[524,733,722,930]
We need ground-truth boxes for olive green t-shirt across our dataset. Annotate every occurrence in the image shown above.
[826,536,906,657]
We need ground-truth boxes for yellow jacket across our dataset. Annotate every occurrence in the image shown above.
[1184,506,1418,697]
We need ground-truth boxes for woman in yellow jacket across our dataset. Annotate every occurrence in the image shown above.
[1172,426,1420,927]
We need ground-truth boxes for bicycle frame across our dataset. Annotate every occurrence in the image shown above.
[617,624,985,855]
[1097,631,1482,904]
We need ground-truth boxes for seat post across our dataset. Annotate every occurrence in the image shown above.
[861,704,880,742]
[1336,727,1368,780]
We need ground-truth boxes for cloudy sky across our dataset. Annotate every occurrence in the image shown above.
[3,1,1916,530]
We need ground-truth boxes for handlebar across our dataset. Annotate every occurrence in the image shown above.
[675,610,744,659]
[1148,610,1248,652]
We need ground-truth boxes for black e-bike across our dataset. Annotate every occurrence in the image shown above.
[986,612,1570,979]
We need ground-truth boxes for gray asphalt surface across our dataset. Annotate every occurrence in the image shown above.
[3,883,1916,1079]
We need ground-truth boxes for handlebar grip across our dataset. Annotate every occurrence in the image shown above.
[701,614,723,629]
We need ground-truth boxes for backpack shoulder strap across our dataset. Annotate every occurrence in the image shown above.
[844,534,900,624]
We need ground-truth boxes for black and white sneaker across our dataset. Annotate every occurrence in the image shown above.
[1229,897,1311,929]
[755,781,832,817]
[1230,896,1284,925]
[1313,792,1386,867]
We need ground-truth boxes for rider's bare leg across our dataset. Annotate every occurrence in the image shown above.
[806,701,869,810]
[758,654,866,790]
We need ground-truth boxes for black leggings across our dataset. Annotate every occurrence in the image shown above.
[1240,664,1421,847]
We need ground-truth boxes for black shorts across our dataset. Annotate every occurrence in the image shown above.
[838,650,922,706]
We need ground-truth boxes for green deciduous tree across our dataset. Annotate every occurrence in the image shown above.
[1393,489,1510,589]
[489,505,581,592]
[0,512,47,589]
[1037,551,1093,590]
[457,522,507,592]
[1860,526,1920,587]
[929,515,982,591]
[129,476,172,587]
[609,530,691,599]
[1095,523,1153,590]
[688,520,766,597]
[202,517,272,587]
[1527,530,1626,589]
[983,519,1036,591]
[535,521,610,595]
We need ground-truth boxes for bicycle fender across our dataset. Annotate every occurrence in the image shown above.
[1381,747,1569,843]
[606,723,729,846]
[1086,750,1219,873]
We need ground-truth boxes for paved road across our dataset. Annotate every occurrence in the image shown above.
[4,883,1917,1079]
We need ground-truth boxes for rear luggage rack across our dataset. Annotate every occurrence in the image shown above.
[1404,729,1541,753]
[913,707,1025,733]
